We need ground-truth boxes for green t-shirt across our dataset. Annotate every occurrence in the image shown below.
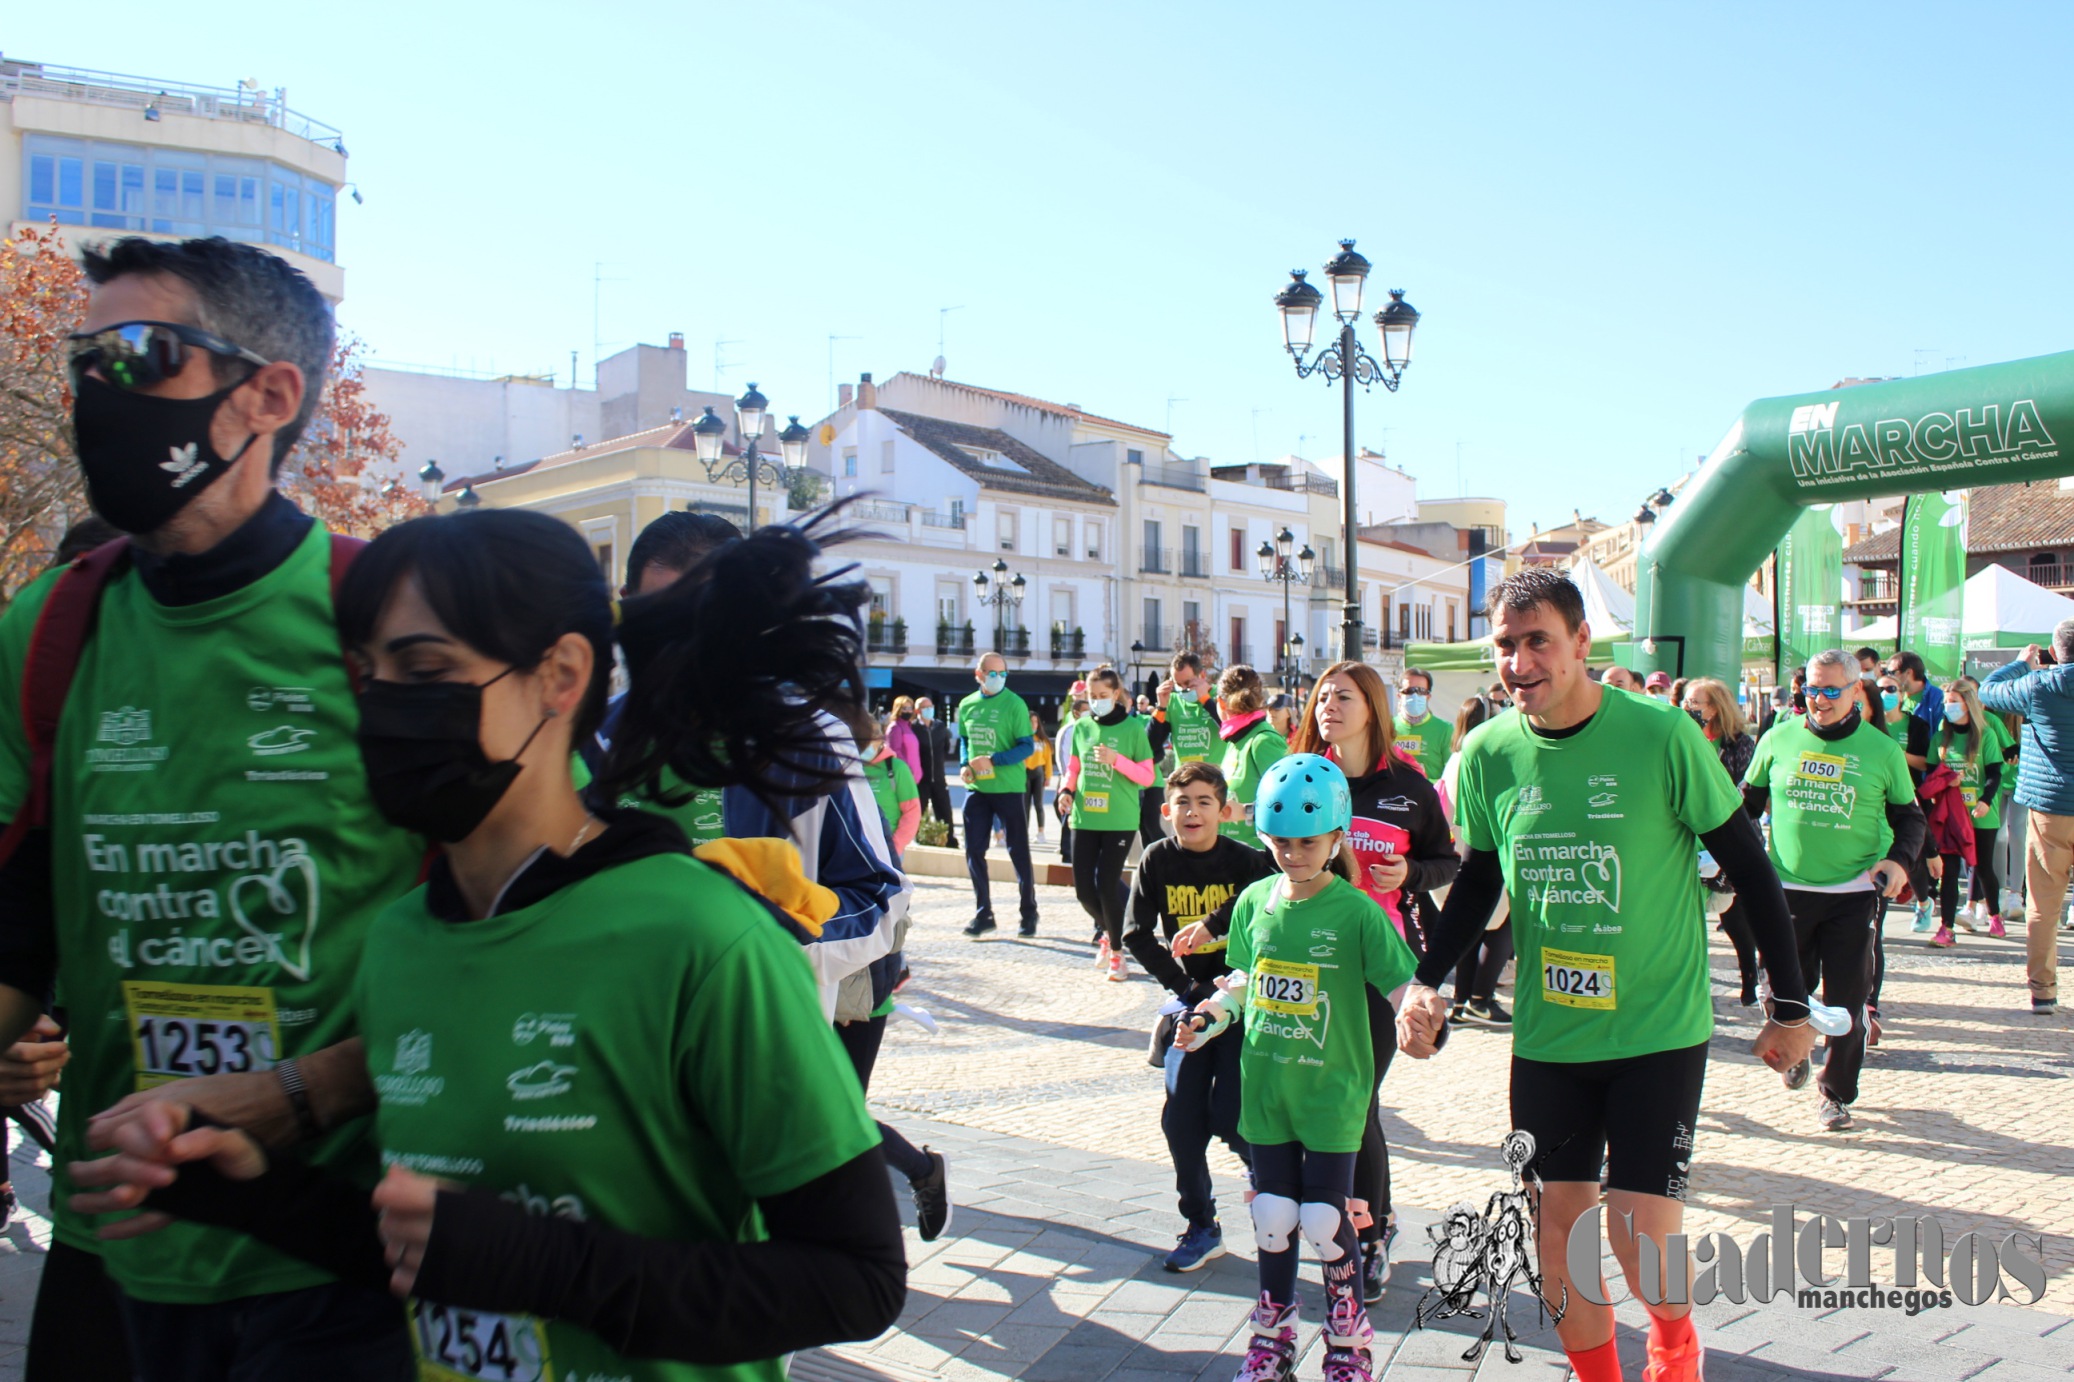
[1219,718,1290,844]
[1457,688,1741,1063]
[619,768,727,847]
[1930,714,2013,830]
[956,686,1033,794]
[863,753,918,837]
[0,523,424,1303]
[356,852,880,1382]
[1068,714,1154,832]
[1165,692,1219,764]
[1226,874,1417,1151]
[1745,717,1914,888]
[1392,715,1450,782]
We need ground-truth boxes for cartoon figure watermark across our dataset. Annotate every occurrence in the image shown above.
[1414,1130,1565,1363]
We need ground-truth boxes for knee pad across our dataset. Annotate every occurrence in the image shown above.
[1300,1201,1349,1263]
[1251,1192,1301,1253]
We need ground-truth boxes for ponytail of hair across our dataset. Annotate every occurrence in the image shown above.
[602,507,873,818]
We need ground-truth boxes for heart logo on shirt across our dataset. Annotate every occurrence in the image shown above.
[1580,852,1622,914]
[229,852,321,982]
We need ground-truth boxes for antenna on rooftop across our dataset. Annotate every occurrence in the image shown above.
[937,306,964,377]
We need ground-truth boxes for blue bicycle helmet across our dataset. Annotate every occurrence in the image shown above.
[1253,752,1353,838]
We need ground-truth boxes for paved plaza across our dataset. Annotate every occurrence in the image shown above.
[0,864,2066,1380]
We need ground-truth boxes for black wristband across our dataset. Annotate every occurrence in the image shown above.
[276,1057,322,1142]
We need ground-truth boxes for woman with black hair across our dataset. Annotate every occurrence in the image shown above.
[71,508,906,1381]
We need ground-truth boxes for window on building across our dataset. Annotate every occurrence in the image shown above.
[24,135,336,260]
[1144,597,1163,647]
[1230,524,1246,572]
[1399,603,1411,638]
[1127,448,1144,466]
[842,448,858,477]
[1054,517,1072,556]
[1230,615,1247,663]
[1182,525,1202,573]
[1143,519,1162,566]
[1052,589,1075,633]
[880,439,895,474]
[1446,600,1459,642]
[1085,521,1102,560]
[997,509,1018,552]
[1183,601,1201,645]
[937,584,962,628]
[868,577,892,620]
[950,498,966,526]
[593,542,614,579]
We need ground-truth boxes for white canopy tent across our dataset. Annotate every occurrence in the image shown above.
[1572,557,1635,635]
[1843,564,2074,651]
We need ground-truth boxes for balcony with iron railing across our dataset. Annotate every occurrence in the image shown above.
[1050,627,1087,660]
[2022,564,2074,591]
[1140,461,1207,493]
[865,620,909,656]
[1259,471,1338,498]
[1180,550,1209,579]
[1314,564,1347,593]
[2,60,345,146]
[1139,546,1174,575]
[1141,624,1165,651]
[995,627,1032,658]
[936,624,976,657]
[1851,571,1898,603]
[919,510,966,530]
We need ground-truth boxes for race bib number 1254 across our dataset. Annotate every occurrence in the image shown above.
[414,1302,555,1382]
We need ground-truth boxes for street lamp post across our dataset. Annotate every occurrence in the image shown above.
[1274,240,1419,663]
[688,382,809,529]
[1256,526,1316,691]
[974,557,1027,656]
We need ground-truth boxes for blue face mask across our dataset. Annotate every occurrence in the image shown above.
[982,671,1007,695]
[919,706,935,721]
[1880,692,1899,712]
[1402,693,1428,719]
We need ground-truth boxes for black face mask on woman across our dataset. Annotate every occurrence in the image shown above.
[355,669,551,842]
[71,374,259,535]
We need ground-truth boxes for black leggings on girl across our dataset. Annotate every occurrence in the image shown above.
[1250,1144,1361,1306]
[1970,823,2002,911]
[1072,828,1134,947]
[1937,852,1967,929]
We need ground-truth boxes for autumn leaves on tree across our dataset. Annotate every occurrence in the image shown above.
[0,222,424,598]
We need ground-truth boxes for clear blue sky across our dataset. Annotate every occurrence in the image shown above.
[18,3,2074,534]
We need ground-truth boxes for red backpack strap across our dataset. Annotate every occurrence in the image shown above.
[326,533,367,689]
[0,538,134,867]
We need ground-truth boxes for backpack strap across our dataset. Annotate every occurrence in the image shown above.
[0,538,135,868]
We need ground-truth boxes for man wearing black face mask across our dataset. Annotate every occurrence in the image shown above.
[0,239,423,1381]
[1740,649,1923,1132]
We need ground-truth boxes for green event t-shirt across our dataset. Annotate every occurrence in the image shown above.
[1744,717,1914,888]
[864,753,919,837]
[1219,718,1290,844]
[0,523,424,1303]
[1165,692,1219,764]
[355,852,881,1382]
[956,686,1033,794]
[1930,714,2013,830]
[619,766,728,847]
[1392,715,1450,782]
[1068,714,1154,832]
[1457,688,1742,1063]
[1226,874,1417,1151]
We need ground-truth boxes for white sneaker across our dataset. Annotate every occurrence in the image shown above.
[1106,951,1127,983]
[1095,935,1113,970]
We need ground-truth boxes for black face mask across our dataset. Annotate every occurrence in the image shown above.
[1809,705,1864,741]
[355,670,551,843]
[72,374,258,535]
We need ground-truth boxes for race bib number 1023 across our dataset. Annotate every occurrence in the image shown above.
[1252,958,1321,1016]
[122,981,280,1089]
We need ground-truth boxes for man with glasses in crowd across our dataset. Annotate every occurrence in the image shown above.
[1392,667,1449,783]
[0,239,424,1379]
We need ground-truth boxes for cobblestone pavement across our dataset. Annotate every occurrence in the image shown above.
[823,872,2074,1382]
[0,867,2064,1382]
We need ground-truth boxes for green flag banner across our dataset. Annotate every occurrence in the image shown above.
[1899,490,1967,681]
[1776,504,1842,680]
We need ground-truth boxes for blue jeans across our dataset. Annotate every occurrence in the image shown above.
[963,790,1038,927]
[118,1279,413,1382]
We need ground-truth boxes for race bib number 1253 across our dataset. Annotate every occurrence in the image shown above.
[122,981,280,1090]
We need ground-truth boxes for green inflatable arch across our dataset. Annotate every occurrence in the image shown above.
[1631,350,2074,685]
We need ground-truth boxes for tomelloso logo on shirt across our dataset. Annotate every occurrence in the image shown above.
[88,707,168,773]
[376,1029,445,1105]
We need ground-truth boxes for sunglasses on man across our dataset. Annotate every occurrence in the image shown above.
[67,321,272,393]
[1805,684,1848,702]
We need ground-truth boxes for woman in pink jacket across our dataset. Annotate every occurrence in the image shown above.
[885,695,924,783]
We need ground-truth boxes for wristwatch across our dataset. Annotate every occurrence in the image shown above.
[276,1057,323,1142]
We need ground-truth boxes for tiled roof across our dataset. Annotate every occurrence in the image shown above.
[889,374,1169,440]
[1843,527,1899,564]
[1965,482,2074,554]
[444,419,743,492]
[879,409,1115,505]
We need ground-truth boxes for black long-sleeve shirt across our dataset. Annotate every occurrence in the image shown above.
[1124,836,1279,999]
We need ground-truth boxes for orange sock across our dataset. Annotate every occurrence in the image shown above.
[1566,1337,1623,1382]
[1648,1312,1696,1352]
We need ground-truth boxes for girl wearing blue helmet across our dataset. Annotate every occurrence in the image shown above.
[1177,753,1418,1382]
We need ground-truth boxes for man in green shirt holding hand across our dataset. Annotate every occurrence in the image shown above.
[958,651,1041,937]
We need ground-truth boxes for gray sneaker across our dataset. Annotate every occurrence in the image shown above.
[1817,1099,1854,1131]
[1782,1055,1812,1091]
[2035,998,2060,1016]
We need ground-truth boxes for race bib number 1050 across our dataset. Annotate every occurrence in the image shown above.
[1539,946,1616,1011]
[414,1302,555,1382]
[122,981,280,1089]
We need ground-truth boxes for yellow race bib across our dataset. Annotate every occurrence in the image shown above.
[122,981,280,1090]
[1253,958,1321,1016]
[1539,946,1616,1010]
